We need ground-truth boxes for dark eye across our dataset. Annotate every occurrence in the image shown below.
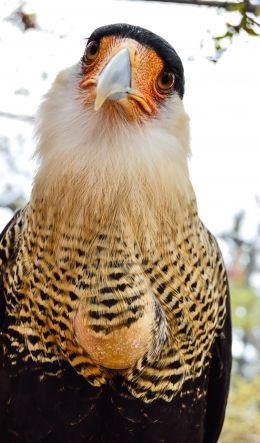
[83,41,99,63]
[157,72,175,93]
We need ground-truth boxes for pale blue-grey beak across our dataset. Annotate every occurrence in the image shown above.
[94,47,132,111]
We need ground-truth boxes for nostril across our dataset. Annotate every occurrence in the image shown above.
[133,49,138,64]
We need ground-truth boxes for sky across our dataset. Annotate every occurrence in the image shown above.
[0,0,260,247]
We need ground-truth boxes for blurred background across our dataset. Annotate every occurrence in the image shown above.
[0,0,259,441]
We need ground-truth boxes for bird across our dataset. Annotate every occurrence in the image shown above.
[0,23,232,443]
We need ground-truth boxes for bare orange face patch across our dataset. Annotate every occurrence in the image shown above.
[79,36,172,122]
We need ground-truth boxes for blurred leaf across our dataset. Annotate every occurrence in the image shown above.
[226,2,245,13]
[214,30,234,41]
[244,26,260,36]
[213,7,260,61]
[231,285,260,329]
[6,195,26,212]
[220,375,260,442]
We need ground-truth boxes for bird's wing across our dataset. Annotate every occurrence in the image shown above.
[0,209,23,327]
[203,272,232,443]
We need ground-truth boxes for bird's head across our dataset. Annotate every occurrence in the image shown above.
[35,24,192,222]
[79,23,185,122]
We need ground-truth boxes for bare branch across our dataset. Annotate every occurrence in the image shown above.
[140,0,258,15]
[0,111,34,123]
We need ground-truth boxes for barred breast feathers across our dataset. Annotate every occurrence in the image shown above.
[0,65,228,403]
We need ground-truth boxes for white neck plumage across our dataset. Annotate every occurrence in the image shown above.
[32,65,195,245]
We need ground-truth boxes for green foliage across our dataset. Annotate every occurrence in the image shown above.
[212,2,260,60]
[230,285,260,329]
[6,194,26,212]
[220,207,260,441]
[220,375,260,443]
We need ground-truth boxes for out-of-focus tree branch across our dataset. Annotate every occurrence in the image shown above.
[140,0,259,15]
[138,0,260,60]
[0,111,34,123]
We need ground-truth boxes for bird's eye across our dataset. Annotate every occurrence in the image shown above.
[157,72,175,93]
[83,41,99,63]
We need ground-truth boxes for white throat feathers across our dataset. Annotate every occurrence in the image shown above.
[32,65,195,250]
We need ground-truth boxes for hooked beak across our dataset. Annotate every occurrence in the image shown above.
[94,47,132,111]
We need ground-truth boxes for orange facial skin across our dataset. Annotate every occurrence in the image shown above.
[79,36,171,123]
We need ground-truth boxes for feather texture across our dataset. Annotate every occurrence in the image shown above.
[0,23,231,442]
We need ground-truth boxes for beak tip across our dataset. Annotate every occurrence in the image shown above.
[94,97,103,112]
